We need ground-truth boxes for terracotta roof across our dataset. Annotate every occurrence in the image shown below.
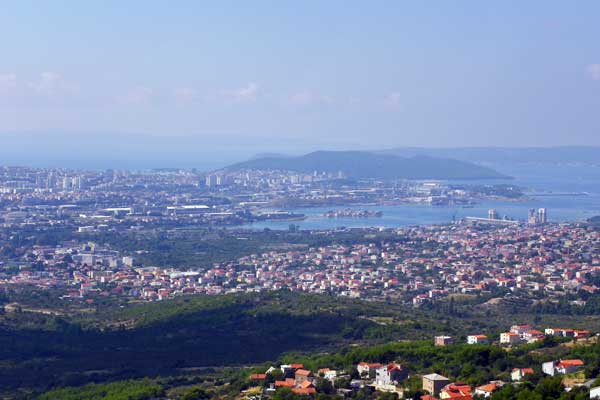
[476,383,498,393]
[512,367,534,374]
[295,369,312,376]
[292,387,317,394]
[387,363,403,372]
[525,329,543,335]
[558,359,584,367]
[275,378,295,387]
[470,334,488,339]
[441,383,472,399]
[299,381,314,389]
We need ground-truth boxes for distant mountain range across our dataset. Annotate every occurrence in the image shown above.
[377,146,600,165]
[225,150,510,180]
[0,132,595,170]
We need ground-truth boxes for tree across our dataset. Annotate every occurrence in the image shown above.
[534,376,563,400]
[335,376,351,389]
[182,388,210,400]
[269,369,284,382]
[377,392,398,400]
[316,378,335,395]
[273,387,300,400]
[516,389,542,400]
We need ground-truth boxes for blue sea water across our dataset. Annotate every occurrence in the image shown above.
[241,164,600,230]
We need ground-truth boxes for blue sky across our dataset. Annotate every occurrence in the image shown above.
[1,1,600,152]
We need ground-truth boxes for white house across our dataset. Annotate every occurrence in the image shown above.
[375,363,408,386]
[522,329,544,343]
[544,328,557,336]
[542,359,584,376]
[510,325,532,335]
[500,332,521,345]
[357,362,382,377]
[467,334,489,345]
[511,368,534,382]
[318,368,338,381]
[474,382,501,398]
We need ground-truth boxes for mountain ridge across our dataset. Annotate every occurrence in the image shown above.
[377,146,600,165]
[224,150,510,180]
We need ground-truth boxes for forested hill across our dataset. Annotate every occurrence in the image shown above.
[224,151,509,180]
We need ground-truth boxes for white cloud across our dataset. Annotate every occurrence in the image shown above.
[229,82,259,103]
[0,72,81,107]
[383,92,402,109]
[219,82,260,103]
[27,72,78,95]
[587,64,600,81]
[288,90,333,107]
[173,87,197,104]
[208,82,261,105]
[0,73,17,90]
[116,86,154,105]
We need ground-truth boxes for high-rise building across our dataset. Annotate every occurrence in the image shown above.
[46,173,56,190]
[488,209,499,220]
[71,176,81,191]
[527,208,548,225]
[528,208,537,225]
[62,177,71,191]
[538,208,547,224]
[205,175,216,187]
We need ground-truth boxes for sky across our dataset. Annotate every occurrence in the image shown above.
[1,1,600,166]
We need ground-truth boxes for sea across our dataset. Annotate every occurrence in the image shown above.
[240,164,600,230]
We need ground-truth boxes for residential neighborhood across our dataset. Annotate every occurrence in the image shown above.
[237,323,599,400]
[2,222,599,309]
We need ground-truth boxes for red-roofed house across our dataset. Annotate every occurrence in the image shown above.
[375,363,408,385]
[522,329,544,343]
[574,330,589,339]
[500,332,521,345]
[275,378,296,388]
[542,359,584,376]
[511,368,534,381]
[474,382,500,398]
[292,387,317,395]
[357,362,383,377]
[467,334,488,345]
[510,325,532,335]
[439,382,472,399]
[295,369,313,385]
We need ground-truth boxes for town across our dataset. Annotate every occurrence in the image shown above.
[0,219,598,309]
[2,166,600,400]
[0,165,524,232]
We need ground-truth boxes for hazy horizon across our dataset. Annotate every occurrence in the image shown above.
[0,131,598,170]
[2,1,600,155]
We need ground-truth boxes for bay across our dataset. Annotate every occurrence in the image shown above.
[241,164,600,230]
